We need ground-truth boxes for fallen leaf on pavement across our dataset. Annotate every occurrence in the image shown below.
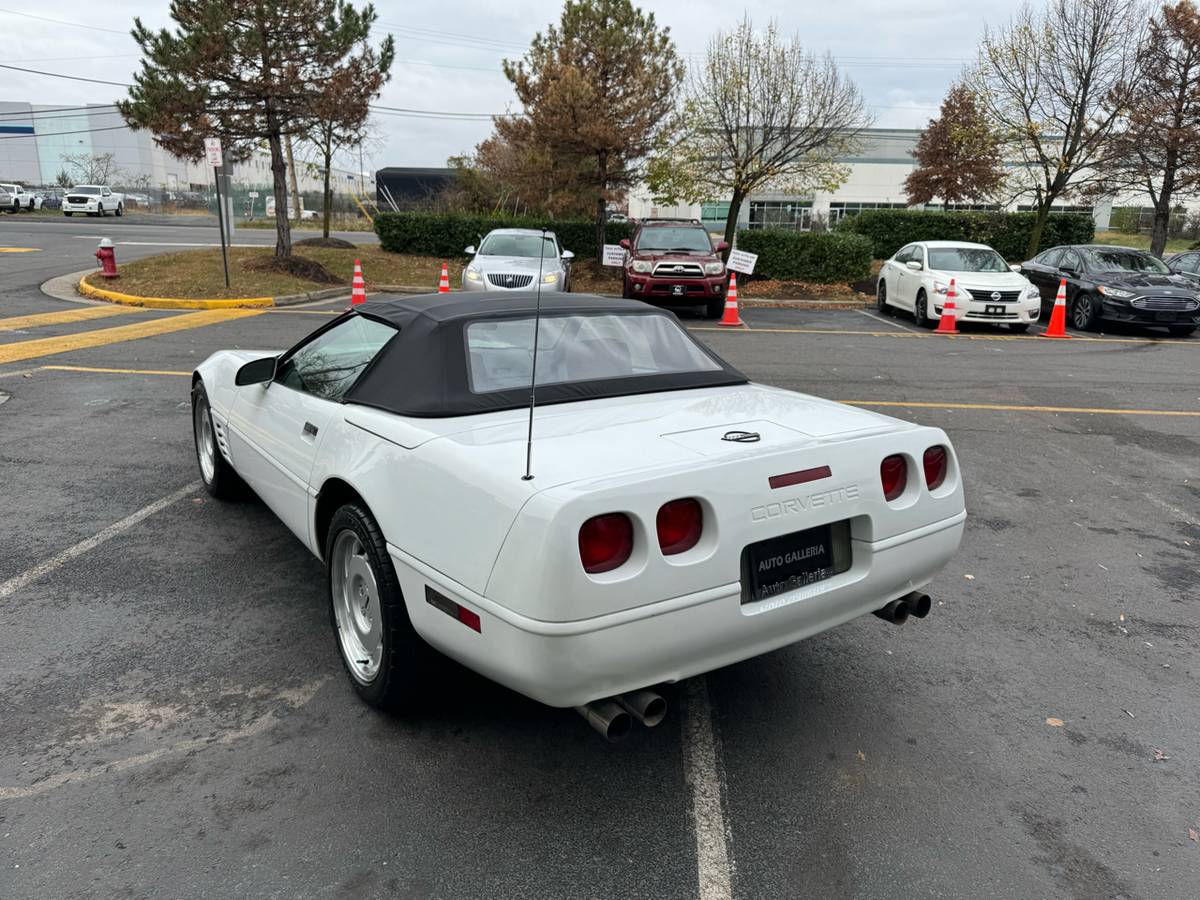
[964,574,975,581]
[856,750,866,762]
[1119,612,1126,622]
[1189,828,1198,843]
[1153,748,1170,761]
[1045,717,1064,727]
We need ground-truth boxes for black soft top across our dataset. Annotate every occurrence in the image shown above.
[341,292,747,418]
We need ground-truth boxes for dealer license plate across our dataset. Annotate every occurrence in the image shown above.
[672,284,685,296]
[741,520,852,604]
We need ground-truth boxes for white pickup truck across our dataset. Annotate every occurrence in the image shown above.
[0,183,36,212]
[62,185,124,217]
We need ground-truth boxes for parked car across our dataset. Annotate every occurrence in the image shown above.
[190,292,965,733]
[0,186,11,210]
[62,185,124,217]
[462,228,574,292]
[123,192,152,209]
[35,190,62,210]
[0,182,36,212]
[620,218,729,318]
[1020,244,1199,336]
[1163,249,1200,287]
[877,240,1042,332]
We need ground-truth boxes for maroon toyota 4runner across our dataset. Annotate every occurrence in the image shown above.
[620,219,730,318]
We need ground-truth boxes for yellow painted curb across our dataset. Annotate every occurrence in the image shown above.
[78,274,274,310]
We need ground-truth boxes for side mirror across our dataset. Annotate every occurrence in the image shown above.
[619,239,631,250]
[464,245,476,255]
[1010,263,1023,272]
[716,240,730,252]
[235,356,277,386]
[905,260,922,271]
[561,249,575,260]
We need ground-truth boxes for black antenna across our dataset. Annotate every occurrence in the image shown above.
[522,228,548,481]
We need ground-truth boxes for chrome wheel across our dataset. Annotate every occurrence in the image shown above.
[193,394,216,484]
[331,529,383,684]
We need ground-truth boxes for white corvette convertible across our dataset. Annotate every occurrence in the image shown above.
[192,293,966,738]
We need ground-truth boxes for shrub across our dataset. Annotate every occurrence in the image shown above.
[374,211,633,259]
[836,210,1095,260]
[735,229,873,283]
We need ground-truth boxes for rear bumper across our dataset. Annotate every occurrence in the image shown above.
[626,272,726,302]
[389,509,966,708]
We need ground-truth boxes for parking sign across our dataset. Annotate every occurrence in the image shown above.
[204,137,223,168]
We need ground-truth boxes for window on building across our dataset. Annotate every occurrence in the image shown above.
[700,202,730,224]
[828,201,909,223]
[942,203,1002,212]
[1017,204,1094,216]
[748,200,813,230]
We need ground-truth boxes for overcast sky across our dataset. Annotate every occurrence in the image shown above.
[3,1,1025,172]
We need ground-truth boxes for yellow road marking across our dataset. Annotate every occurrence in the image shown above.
[690,325,1197,345]
[42,364,191,377]
[842,400,1200,418]
[0,305,143,332]
[0,247,39,253]
[0,309,264,365]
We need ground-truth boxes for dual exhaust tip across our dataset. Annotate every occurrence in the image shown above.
[575,689,666,742]
[874,591,932,625]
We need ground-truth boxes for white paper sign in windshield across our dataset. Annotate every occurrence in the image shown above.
[727,249,758,274]
[602,244,626,267]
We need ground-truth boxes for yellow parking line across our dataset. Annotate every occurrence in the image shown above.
[0,309,264,365]
[0,247,40,253]
[0,305,143,333]
[42,364,191,377]
[690,326,1196,345]
[842,400,1200,418]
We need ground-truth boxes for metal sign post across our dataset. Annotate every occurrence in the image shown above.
[205,137,231,289]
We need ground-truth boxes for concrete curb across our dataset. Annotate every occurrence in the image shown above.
[78,274,274,309]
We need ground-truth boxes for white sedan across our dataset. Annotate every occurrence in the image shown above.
[192,293,966,739]
[877,240,1041,332]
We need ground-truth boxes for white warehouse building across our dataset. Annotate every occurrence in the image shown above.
[627,128,1159,234]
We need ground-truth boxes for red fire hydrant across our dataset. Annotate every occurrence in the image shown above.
[95,237,118,279]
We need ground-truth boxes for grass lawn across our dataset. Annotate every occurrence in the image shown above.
[238,215,375,232]
[1092,231,1197,254]
[103,245,462,299]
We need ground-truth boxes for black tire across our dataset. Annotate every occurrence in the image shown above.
[914,291,935,328]
[64,211,73,217]
[876,278,893,314]
[621,276,634,300]
[115,203,123,217]
[705,296,725,319]
[191,380,244,499]
[1009,323,1030,334]
[97,203,105,216]
[325,503,428,712]
[1167,324,1196,337]
[1071,293,1100,332]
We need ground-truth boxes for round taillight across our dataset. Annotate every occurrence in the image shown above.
[656,498,703,555]
[579,513,634,574]
[880,455,907,502]
[923,445,948,490]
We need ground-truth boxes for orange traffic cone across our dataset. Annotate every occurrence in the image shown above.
[933,278,960,334]
[718,272,743,327]
[350,259,366,306]
[1040,278,1071,339]
[438,262,450,294]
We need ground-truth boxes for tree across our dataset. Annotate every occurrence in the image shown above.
[647,18,870,250]
[59,152,122,185]
[307,41,393,238]
[500,0,683,259]
[904,84,1006,206]
[120,0,393,260]
[970,0,1144,257]
[1088,1,1200,256]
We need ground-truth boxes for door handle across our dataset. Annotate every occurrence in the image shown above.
[303,421,318,437]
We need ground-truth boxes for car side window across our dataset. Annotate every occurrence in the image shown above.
[1060,249,1080,272]
[276,316,396,402]
[1176,254,1200,274]
[1038,248,1063,268]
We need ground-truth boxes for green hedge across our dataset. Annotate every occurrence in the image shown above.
[835,210,1096,260]
[374,212,633,259]
[734,230,873,283]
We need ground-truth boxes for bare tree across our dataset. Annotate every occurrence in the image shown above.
[970,0,1145,257]
[60,152,122,185]
[1086,1,1200,256]
[647,17,870,250]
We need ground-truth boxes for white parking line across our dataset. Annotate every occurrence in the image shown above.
[71,237,260,247]
[0,481,201,600]
[682,676,734,900]
[858,309,918,332]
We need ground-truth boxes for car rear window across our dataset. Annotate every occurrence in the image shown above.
[466,313,721,393]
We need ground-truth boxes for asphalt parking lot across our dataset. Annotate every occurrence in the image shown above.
[2,221,1199,899]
